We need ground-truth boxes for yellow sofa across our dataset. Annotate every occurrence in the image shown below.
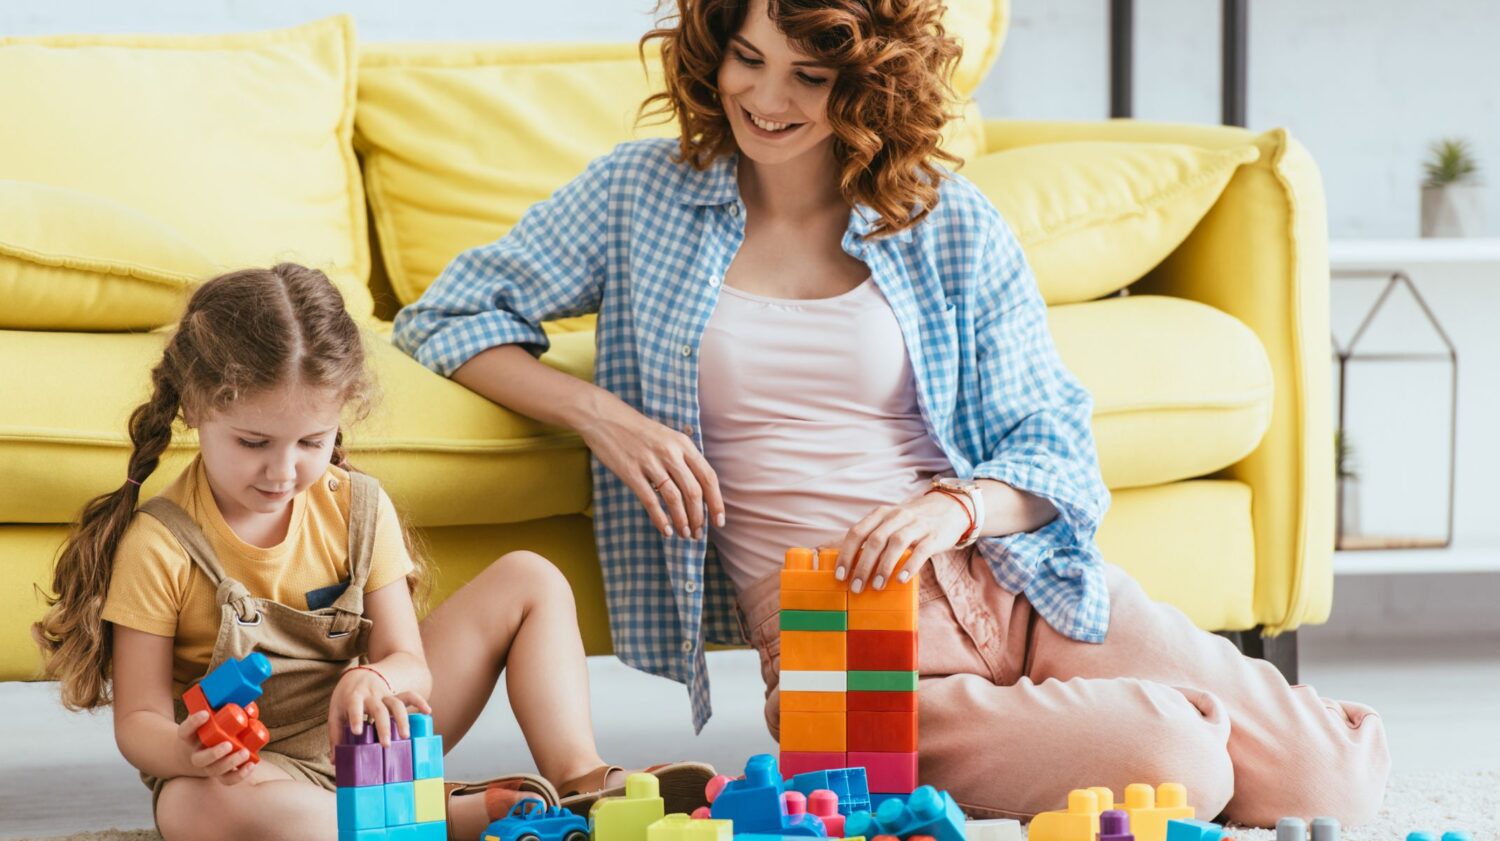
[0,3,1330,683]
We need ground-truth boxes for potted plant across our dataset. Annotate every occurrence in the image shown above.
[1335,430,1360,547]
[1421,138,1484,237]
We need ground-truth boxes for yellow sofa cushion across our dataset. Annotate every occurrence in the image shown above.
[962,141,1259,305]
[0,181,217,331]
[1051,295,1274,490]
[0,327,593,527]
[0,16,373,322]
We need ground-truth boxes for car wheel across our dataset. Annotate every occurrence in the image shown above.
[516,833,540,841]
[564,830,588,841]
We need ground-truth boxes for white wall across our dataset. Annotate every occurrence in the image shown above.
[4,0,1497,239]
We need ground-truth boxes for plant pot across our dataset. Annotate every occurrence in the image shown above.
[1421,184,1486,237]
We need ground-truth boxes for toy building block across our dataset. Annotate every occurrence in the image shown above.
[1121,783,1193,841]
[847,671,919,692]
[336,724,386,787]
[1098,811,1134,841]
[843,786,964,841]
[847,583,918,612]
[782,690,847,712]
[847,751,916,795]
[847,710,917,752]
[787,767,871,816]
[805,790,845,837]
[782,548,844,593]
[414,776,446,823]
[782,670,848,693]
[1441,833,1474,841]
[848,630,917,671]
[781,631,849,671]
[591,773,666,841]
[710,754,825,837]
[781,710,847,752]
[409,713,444,780]
[1276,817,1307,841]
[780,751,848,778]
[1310,817,1340,841]
[385,780,416,825]
[784,588,849,611]
[1405,834,1438,841]
[385,737,414,784]
[199,652,273,709]
[1027,789,1103,841]
[965,819,1022,841]
[648,814,733,841]
[847,691,917,712]
[337,783,387,831]
[848,610,917,631]
[781,610,849,631]
[1164,819,1226,841]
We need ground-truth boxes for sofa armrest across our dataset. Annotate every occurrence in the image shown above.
[982,118,1333,634]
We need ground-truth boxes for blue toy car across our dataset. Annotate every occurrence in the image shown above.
[482,798,590,841]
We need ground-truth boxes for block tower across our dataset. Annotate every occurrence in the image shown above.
[779,545,918,797]
[336,712,447,840]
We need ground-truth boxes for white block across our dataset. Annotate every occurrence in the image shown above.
[779,670,846,692]
[966,818,1021,841]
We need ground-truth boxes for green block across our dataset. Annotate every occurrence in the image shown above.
[847,670,919,692]
[779,610,848,631]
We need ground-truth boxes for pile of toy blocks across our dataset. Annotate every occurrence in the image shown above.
[335,712,447,840]
[181,652,272,765]
[779,546,919,799]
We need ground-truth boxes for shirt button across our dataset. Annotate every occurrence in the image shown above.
[728,204,740,217]
[681,344,693,357]
[327,477,341,491]
[681,640,694,653]
[684,581,698,593]
[709,275,720,287]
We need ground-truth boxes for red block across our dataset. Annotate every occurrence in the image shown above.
[848,710,917,752]
[848,630,918,671]
[848,691,917,712]
[779,750,847,778]
[848,751,917,794]
[182,683,269,763]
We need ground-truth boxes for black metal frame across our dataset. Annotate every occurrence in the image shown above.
[1107,0,1248,126]
[1330,270,1459,550]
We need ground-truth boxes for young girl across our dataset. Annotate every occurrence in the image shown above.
[34,264,712,841]
[393,0,1390,828]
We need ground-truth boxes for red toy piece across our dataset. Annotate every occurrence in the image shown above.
[181,653,273,764]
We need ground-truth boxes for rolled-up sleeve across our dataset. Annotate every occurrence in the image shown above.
[968,216,1112,638]
[392,151,615,376]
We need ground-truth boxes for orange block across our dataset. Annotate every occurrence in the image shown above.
[780,630,847,670]
[848,629,917,671]
[782,588,848,611]
[847,710,917,752]
[785,547,817,570]
[848,609,916,631]
[781,568,844,592]
[848,579,917,611]
[781,710,846,752]
[815,548,913,579]
[780,690,847,713]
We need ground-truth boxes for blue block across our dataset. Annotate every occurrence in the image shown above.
[844,786,963,841]
[713,754,825,837]
[385,781,416,826]
[409,713,435,738]
[412,734,444,779]
[787,767,871,816]
[337,785,386,831]
[868,792,910,812]
[385,824,423,841]
[338,831,387,841]
[199,652,272,709]
[1166,819,1228,841]
[411,822,447,841]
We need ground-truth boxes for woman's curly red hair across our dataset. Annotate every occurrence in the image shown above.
[640,0,964,238]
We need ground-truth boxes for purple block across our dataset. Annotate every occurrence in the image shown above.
[385,738,414,784]
[336,725,384,787]
[1100,810,1135,841]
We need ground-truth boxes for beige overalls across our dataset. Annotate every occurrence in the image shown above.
[137,471,383,810]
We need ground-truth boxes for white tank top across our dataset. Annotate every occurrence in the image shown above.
[697,278,954,591]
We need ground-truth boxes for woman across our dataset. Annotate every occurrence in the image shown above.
[393,0,1389,826]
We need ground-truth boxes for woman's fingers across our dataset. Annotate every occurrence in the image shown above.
[686,448,726,529]
[664,455,707,539]
[625,473,674,538]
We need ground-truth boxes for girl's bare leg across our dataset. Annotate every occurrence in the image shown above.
[156,760,335,841]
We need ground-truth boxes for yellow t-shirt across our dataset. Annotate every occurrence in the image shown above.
[101,456,414,693]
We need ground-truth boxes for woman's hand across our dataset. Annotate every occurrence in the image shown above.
[834,492,971,593]
[327,667,431,750]
[177,709,255,786]
[578,391,725,541]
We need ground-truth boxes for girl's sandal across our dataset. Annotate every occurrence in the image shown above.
[557,761,717,816]
[446,772,561,820]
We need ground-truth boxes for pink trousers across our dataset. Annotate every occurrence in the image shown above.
[736,548,1390,827]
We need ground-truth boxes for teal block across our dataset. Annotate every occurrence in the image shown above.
[337,785,386,830]
[385,781,416,826]
[412,734,444,779]
[1166,819,1227,841]
[411,822,446,841]
[339,831,386,841]
[385,825,422,841]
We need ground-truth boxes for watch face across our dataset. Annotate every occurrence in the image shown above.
[937,477,979,492]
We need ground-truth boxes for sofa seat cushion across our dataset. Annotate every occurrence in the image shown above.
[0,328,595,528]
[1051,295,1274,490]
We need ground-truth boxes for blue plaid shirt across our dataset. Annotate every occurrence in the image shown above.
[393,138,1111,731]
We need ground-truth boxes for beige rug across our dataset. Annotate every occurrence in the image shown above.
[21,771,1496,841]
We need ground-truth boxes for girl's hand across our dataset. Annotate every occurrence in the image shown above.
[327,667,432,750]
[834,492,971,593]
[578,392,725,541]
[177,709,255,786]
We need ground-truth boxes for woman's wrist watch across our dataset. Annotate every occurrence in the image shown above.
[931,477,985,548]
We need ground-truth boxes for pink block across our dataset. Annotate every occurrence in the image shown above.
[848,751,917,793]
[779,750,847,778]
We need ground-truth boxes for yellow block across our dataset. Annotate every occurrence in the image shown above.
[1122,783,1194,841]
[414,776,446,823]
[1028,789,1101,841]
[591,773,665,841]
[647,814,733,841]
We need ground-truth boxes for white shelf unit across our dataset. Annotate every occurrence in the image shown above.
[1333,543,1500,576]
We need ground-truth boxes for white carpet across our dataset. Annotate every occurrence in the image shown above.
[17,770,1497,841]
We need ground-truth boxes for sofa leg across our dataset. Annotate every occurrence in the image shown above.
[1220,626,1300,684]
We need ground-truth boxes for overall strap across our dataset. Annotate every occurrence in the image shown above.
[137,497,259,624]
[327,471,385,636]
